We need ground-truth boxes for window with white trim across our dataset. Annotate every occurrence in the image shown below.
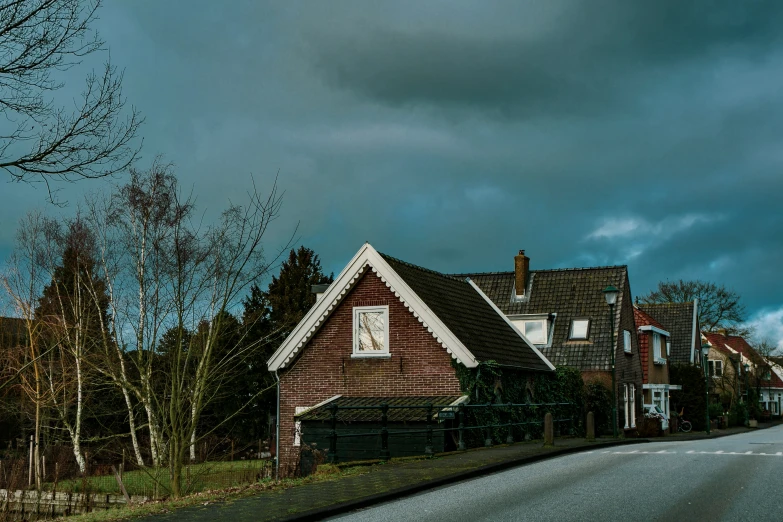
[509,316,551,345]
[569,319,590,340]
[630,384,636,428]
[653,333,662,359]
[708,359,723,377]
[666,340,671,356]
[623,330,632,353]
[521,319,546,344]
[623,384,630,429]
[353,306,389,356]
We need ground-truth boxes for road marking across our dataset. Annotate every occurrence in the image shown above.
[599,450,783,457]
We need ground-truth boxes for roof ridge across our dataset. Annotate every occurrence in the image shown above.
[638,301,694,306]
[379,252,465,283]
[452,265,628,277]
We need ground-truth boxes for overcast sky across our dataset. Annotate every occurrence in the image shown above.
[1,1,782,345]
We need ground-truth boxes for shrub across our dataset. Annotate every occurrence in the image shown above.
[728,400,747,427]
[584,380,612,436]
[669,363,707,431]
[708,403,725,418]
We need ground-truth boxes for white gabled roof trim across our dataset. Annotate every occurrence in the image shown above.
[466,278,556,371]
[295,395,342,417]
[638,325,670,337]
[267,243,478,371]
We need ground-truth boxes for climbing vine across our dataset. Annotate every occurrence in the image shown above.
[452,361,587,446]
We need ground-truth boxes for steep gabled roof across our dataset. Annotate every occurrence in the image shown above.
[637,302,698,364]
[381,254,553,371]
[267,244,554,372]
[702,331,758,363]
[459,266,629,372]
[633,307,667,332]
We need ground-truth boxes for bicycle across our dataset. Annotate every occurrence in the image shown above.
[675,408,692,433]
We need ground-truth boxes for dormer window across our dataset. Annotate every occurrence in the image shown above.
[569,319,590,340]
[522,320,546,344]
[508,314,552,345]
[352,306,389,357]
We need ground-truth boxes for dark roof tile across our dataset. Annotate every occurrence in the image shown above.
[458,267,628,372]
[380,254,553,372]
[637,303,697,364]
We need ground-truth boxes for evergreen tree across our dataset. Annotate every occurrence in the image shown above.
[237,246,333,441]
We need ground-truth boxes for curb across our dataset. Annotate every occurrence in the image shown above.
[278,438,649,522]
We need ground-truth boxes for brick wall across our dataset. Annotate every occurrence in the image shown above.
[616,274,644,430]
[277,269,463,474]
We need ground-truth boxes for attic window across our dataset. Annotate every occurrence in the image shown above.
[508,314,551,345]
[623,330,632,353]
[352,306,389,357]
[569,319,590,340]
[522,320,546,344]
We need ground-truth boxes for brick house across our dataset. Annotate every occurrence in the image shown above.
[267,244,554,475]
[636,301,701,367]
[458,251,644,435]
[633,306,679,423]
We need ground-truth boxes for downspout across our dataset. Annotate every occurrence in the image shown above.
[274,370,280,481]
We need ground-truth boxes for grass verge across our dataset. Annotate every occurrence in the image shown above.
[56,463,371,522]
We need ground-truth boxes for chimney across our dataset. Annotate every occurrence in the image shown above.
[717,328,728,338]
[311,284,330,302]
[514,250,529,297]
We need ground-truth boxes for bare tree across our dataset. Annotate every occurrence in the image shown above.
[0,0,142,187]
[638,280,751,337]
[2,211,61,486]
[80,162,291,496]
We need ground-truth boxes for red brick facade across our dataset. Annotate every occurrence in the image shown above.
[277,270,463,474]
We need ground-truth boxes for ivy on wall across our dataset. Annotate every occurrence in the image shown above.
[452,361,589,445]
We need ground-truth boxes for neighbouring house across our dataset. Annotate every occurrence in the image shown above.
[757,363,783,418]
[458,251,644,435]
[633,307,679,425]
[702,330,783,418]
[267,244,555,475]
[636,301,701,367]
[0,317,27,446]
[701,330,754,408]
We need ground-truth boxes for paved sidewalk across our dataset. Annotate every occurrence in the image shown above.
[136,421,781,522]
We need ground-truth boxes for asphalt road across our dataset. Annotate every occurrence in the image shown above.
[333,425,783,522]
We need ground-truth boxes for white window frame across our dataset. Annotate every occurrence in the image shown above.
[630,384,636,428]
[623,330,632,353]
[569,319,590,340]
[509,314,552,346]
[666,340,671,357]
[521,319,547,345]
[352,305,390,357]
[708,359,723,378]
[652,333,666,365]
[623,384,630,429]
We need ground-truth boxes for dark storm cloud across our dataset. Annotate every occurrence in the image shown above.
[308,1,783,117]
[1,1,782,345]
